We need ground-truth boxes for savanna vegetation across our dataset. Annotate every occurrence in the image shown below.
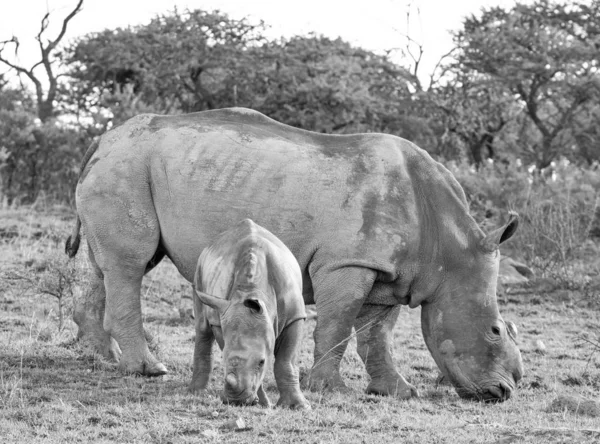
[1,0,599,442]
[1,207,599,443]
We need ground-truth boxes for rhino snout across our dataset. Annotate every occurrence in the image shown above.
[457,376,517,403]
[222,372,258,404]
[221,389,258,406]
[224,372,256,393]
[481,380,513,403]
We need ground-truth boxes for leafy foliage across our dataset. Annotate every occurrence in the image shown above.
[1,0,600,230]
[64,9,268,120]
[64,10,432,141]
[432,74,516,164]
[0,82,88,204]
[246,36,424,136]
[453,0,600,167]
[450,158,600,286]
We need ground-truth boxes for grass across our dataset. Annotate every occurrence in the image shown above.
[1,206,600,443]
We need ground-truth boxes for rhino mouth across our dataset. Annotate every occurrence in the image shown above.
[221,390,259,406]
[456,380,515,403]
[441,357,516,403]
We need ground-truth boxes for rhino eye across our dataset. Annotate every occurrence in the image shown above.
[258,359,265,367]
[491,326,501,336]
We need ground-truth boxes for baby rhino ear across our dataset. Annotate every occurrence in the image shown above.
[195,289,230,313]
[243,298,264,314]
[480,211,519,253]
[193,257,230,312]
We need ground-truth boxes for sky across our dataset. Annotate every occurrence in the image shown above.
[0,0,516,85]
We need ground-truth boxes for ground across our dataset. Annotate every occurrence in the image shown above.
[1,206,599,444]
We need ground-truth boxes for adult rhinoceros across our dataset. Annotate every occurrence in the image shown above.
[66,107,523,402]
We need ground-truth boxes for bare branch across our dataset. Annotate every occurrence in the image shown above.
[0,39,40,86]
[4,0,85,121]
[36,12,51,45]
[0,54,30,77]
[428,47,458,90]
[30,60,44,71]
[47,0,84,54]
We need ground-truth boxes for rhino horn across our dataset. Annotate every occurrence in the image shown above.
[225,372,238,388]
[480,211,519,253]
[194,289,230,313]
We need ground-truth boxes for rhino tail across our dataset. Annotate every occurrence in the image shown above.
[65,139,101,258]
[65,216,81,258]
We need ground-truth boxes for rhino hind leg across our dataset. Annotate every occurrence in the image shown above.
[304,266,376,393]
[73,255,122,362]
[354,305,418,399]
[74,241,164,362]
[99,253,167,376]
[78,192,167,376]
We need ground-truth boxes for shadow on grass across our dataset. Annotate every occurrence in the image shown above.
[0,343,201,408]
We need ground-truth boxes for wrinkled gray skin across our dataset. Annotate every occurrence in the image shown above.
[190,219,309,409]
[66,107,523,402]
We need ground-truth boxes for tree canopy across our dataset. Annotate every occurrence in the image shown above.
[1,0,599,203]
[452,0,600,167]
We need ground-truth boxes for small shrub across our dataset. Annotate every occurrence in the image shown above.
[449,158,600,290]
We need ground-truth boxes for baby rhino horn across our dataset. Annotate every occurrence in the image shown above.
[226,373,238,388]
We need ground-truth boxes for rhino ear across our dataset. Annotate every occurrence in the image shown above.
[480,211,519,253]
[243,298,263,314]
[194,257,229,312]
[506,321,518,342]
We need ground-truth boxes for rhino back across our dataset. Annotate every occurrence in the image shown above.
[88,108,476,293]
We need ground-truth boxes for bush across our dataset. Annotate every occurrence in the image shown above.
[0,85,93,206]
[449,158,600,287]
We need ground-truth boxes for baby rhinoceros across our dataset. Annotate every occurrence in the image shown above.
[189,219,310,409]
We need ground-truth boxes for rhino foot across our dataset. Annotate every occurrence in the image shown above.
[188,382,208,394]
[106,337,123,362]
[76,325,122,363]
[303,370,351,394]
[118,355,168,377]
[366,377,419,399]
[277,392,311,410]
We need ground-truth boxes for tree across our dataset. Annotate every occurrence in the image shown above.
[64,8,267,122]
[432,73,516,164]
[454,0,600,167]
[64,10,436,146]
[246,35,417,135]
[0,1,86,204]
[0,79,84,203]
[0,0,83,123]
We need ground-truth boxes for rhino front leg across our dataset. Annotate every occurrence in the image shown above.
[274,319,309,409]
[189,292,215,393]
[73,249,121,361]
[306,266,376,392]
[354,304,418,399]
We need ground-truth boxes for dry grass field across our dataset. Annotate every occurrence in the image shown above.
[1,206,599,443]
